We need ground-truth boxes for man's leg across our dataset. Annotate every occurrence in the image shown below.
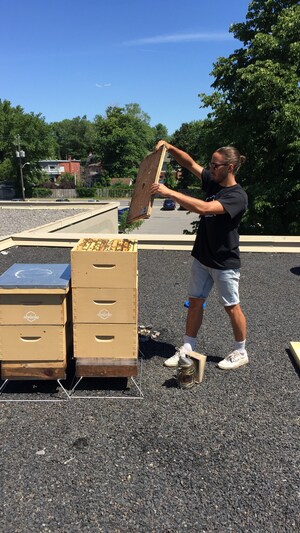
[224,303,246,342]
[218,303,248,369]
[164,297,206,367]
[212,267,249,370]
[185,297,205,338]
[163,259,212,367]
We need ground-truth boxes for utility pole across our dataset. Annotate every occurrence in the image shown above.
[15,134,26,201]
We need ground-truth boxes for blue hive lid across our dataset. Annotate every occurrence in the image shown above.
[0,263,71,289]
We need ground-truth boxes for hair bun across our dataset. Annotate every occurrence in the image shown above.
[240,155,246,165]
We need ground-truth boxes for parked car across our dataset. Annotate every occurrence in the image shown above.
[162,199,176,210]
[118,207,129,223]
[55,198,70,202]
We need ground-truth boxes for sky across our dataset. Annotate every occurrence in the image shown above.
[1,0,251,135]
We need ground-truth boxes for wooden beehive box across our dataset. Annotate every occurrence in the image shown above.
[0,263,71,380]
[127,145,166,224]
[71,239,138,378]
[72,287,137,324]
[71,238,138,288]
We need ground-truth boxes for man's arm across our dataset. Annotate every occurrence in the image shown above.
[151,183,226,216]
[156,140,204,180]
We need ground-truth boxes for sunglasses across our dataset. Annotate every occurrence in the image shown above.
[209,162,229,170]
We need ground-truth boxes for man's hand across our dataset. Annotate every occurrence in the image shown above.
[151,182,172,197]
[156,139,170,151]
[155,140,203,180]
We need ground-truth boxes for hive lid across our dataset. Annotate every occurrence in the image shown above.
[0,263,71,289]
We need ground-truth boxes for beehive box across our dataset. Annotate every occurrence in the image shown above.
[0,292,68,325]
[0,263,71,379]
[71,239,138,378]
[72,287,137,324]
[0,324,68,361]
[71,238,138,288]
[73,323,138,359]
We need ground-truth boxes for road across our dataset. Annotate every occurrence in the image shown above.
[119,199,200,235]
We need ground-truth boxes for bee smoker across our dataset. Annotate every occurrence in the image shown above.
[177,355,196,389]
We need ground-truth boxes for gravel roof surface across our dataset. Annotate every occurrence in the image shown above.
[0,246,299,533]
[0,208,89,237]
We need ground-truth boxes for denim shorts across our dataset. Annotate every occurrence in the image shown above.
[188,258,240,306]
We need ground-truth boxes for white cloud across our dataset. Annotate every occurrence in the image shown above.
[96,83,112,88]
[124,32,233,46]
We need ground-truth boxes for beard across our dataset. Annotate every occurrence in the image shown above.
[212,169,229,184]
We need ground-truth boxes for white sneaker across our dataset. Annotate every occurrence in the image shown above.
[164,347,191,368]
[217,350,249,370]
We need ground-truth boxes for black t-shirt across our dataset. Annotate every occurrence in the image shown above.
[192,169,248,269]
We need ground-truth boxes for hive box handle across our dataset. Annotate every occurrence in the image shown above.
[92,264,116,269]
[95,335,115,342]
[93,300,116,306]
[20,336,41,342]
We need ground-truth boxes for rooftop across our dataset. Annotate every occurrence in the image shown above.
[0,241,299,531]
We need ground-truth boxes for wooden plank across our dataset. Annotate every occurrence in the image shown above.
[127,145,166,224]
[0,287,69,295]
[189,351,207,383]
[1,361,66,380]
[289,341,300,369]
[75,363,138,378]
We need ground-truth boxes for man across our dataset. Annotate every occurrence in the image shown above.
[151,140,248,370]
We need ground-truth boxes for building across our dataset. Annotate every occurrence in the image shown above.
[110,178,133,186]
[39,158,81,184]
[83,161,103,186]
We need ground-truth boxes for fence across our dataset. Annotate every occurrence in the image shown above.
[31,187,200,200]
[94,188,133,199]
[50,189,77,199]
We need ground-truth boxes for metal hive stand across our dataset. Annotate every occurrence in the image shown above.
[0,377,70,402]
[68,356,143,400]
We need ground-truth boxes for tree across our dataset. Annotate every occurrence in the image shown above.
[94,104,156,179]
[152,123,169,145]
[164,163,177,190]
[50,116,96,161]
[199,0,300,234]
[0,100,57,194]
[171,121,209,189]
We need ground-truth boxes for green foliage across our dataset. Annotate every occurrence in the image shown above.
[111,180,132,189]
[0,99,57,192]
[152,123,169,145]
[198,0,300,234]
[230,0,299,44]
[183,218,199,235]
[32,188,52,198]
[164,163,177,189]
[94,104,156,179]
[171,121,209,188]
[92,170,111,187]
[60,172,75,183]
[0,159,14,182]
[59,173,76,189]
[118,210,143,234]
[76,186,96,197]
[50,116,96,160]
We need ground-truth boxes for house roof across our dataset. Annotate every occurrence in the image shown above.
[39,159,81,163]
